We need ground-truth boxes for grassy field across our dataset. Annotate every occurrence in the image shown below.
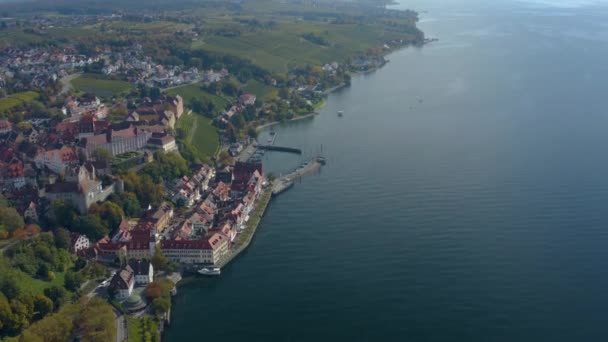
[167,83,229,111]
[0,91,39,112]
[103,21,191,35]
[242,80,278,101]
[176,112,220,161]
[7,267,67,296]
[192,20,407,73]
[71,74,134,98]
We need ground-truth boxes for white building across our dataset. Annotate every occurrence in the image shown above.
[127,259,153,285]
[71,234,90,253]
[34,146,77,174]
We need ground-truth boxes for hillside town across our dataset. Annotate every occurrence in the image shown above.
[0,43,275,340]
[0,0,426,338]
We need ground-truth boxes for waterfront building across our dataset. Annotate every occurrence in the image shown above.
[160,233,229,265]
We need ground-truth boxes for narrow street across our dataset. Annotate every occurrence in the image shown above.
[115,311,127,342]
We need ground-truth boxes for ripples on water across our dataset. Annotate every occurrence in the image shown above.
[166,1,608,341]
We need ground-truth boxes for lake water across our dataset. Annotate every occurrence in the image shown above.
[166,1,608,340]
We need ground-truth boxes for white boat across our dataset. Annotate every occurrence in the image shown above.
[198,267,221,276]
[337,110,344,117]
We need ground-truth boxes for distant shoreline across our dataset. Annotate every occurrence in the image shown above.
[255,112,319,131]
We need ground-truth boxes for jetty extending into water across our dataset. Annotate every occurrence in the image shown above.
[271,156,325,196]
[257,145,302,154]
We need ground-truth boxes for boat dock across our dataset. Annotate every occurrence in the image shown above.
[271,156,324,196]
[257,145,302,154]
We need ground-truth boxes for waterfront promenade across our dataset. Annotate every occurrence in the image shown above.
[216,189,272,268]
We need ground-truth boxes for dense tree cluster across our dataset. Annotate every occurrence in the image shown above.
[3,297,116,342]
[4,232,71,280]
[144,279,173,317]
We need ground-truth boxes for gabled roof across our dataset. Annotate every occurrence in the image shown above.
[127,259,152,276]
[110,265,134,290]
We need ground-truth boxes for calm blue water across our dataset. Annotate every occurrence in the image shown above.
[166,1,608,340]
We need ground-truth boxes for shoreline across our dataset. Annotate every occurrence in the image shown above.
[255,111,320,131]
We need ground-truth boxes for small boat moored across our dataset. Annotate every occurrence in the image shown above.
[337,110,344,117]
[198,267,221,276]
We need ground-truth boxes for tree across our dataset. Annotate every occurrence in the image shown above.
[88,202,124,232]
[76,215,108,241]
[279,87,290,99]
[33,295,53,319]
[64,271,84,291]
[151,245,168,271]
[1,277,21,300]
[43,286,68,310]
[36,263,51,280]
[247,127,258,139]
[145,282,162,301]
[218,150,232,165]
[119,192,140,217]
[191,98,203,113]
[231,113,245,129]
[91,148,112,164]
[15,122,33,132]
[243,104,256,121]
[53,228,71,250]
[222,80,239,96]
[78,297,116,342]
[52,200,78,230]
[151,297,170,316]
[0,207,24,232]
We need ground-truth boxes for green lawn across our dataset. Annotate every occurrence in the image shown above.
[127,316,160,342]
[176,112,220,162]
[5,266,67,296]
[71,74,134,98]
[166,83,229,112]
[242,80,278,101]
[0,91,39,112]
[192,20,407,73]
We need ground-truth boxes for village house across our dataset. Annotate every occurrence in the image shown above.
[70,233,90,253]
[129,95,184,125]
[0,158,26,190]
[125,228,156,260]
[109,265,135,299]
[138,202,174,234]
[22,201,38,223]
[0,120,11,135]
[172,219,194,240]
[239,93,257,106]
[187,212,210,235]
[127,259,154,285]
[34,146,77,174]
